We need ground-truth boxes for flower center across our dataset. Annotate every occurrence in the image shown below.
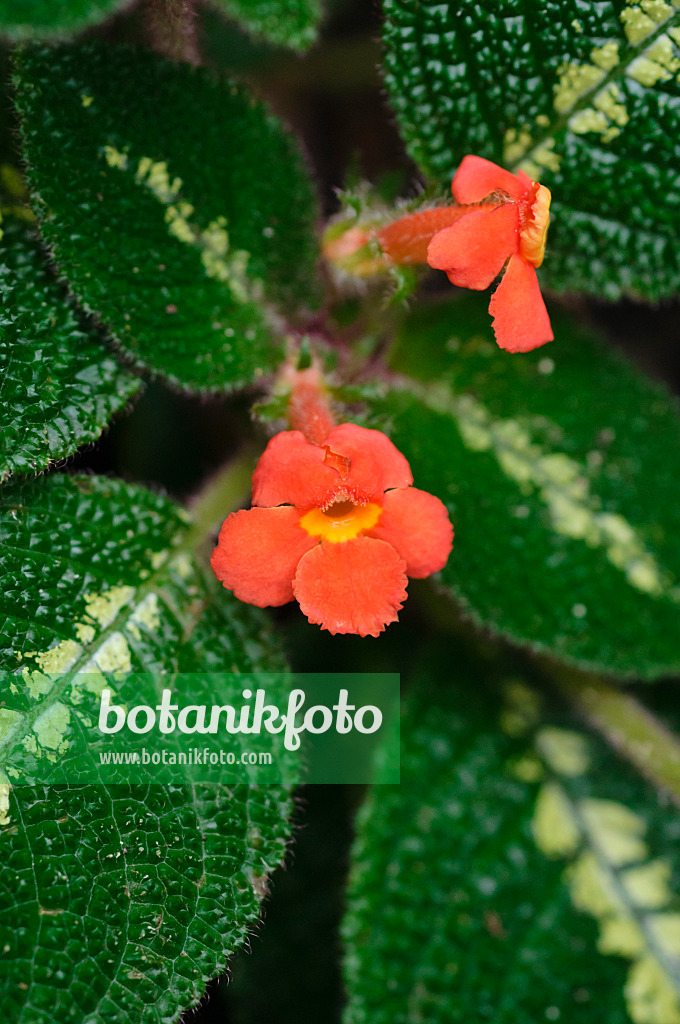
[299,499,382,544]
[519,183,551,267]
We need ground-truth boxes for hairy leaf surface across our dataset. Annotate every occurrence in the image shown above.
[0,472,295,1023]
[343,643,680,1024]
[13,43,320,392]
[372,295,680,678]
[382,0,680,300]
[0,223,139,483]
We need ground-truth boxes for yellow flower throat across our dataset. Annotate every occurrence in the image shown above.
[300,499,382,543]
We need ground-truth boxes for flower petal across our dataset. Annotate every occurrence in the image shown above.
[427,203,518,289]
[376,205,472,264]
[366,487,453,578]
[488,254,554,353]
[324,423,413,500]
[452,155,525,204]
[252,425,413,510]
[211,506,316,607]
[293,536,408,637]
[252,431,341,509]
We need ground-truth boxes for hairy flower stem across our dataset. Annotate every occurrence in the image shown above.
[186,449,257,548]
[285,365,336,444]
[144,0,201,66]
[186,367,337,551]
[553,666,680,807]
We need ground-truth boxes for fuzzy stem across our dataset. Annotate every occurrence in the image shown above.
[144,0,200,65]
[285,365,336,445]
[186,449,256,548]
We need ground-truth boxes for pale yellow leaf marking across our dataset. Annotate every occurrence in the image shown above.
[524,702,680,1024]
[1,553,182,771]
[623,861,674,908]
[102,145,263,303]
[75,585,136,645]
[79,632,132,677]
[499,679,542,737]
[554,62,608,114]
[32,702,71,763]
[568,108,610,135]
[172,551,193,580]
[510,753,544,783]
[626,957,680,1024]
[580,799,648,866]
[567,849,624,917]
[22,640,80,682]
[593,41,623,71]
[600,914,647,956]
[0,780,10,827]
[622,1,676,45]
[504,0,680,175]
[0,709,23,750]
[532,781,581,856]
[594,83,630,127]
[567,82,630,142]
[536,727,591,776]
[126,592,161,642]
[628,34,680,83]
[428,389,677,602]
[103,144,128,170]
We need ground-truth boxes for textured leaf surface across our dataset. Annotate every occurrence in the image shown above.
[0,222,139,483]
[0,0,125,39]
[0,472,294,1022]
[343,643,680,1024]
[211,0,321,50]
[13,43,320,392]
[373,295,680,679]
[382,0,680,300]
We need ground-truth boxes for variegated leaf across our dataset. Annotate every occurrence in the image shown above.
[382,0,680,300]
[342,638,680,1024]
[0,472,296,1023]
[13,42,320,392]
[368,294,680,678]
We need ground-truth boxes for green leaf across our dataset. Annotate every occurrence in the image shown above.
[0,0,126,40]
[13,42,321,393]
[372,295,680,679]
[1,782,293,1024]
[0,222,140,484]
[210,0,322,51]
[0,469,283,675]
[343,642,680,1024]
[0,472,295,1022]
[382,0,680,301]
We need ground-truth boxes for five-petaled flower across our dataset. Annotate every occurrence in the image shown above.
[427,155,553,353]
[211,424,453,637]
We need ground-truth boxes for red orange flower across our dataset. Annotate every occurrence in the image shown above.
[211,424,453,637]
[427,155,553,353]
